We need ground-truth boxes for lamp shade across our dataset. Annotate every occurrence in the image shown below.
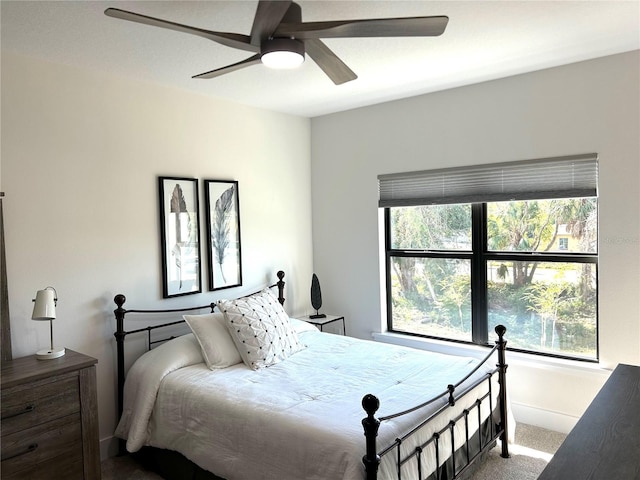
[32,288,56,320]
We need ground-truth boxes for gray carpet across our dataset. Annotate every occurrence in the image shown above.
[101,423,567,479]
[471,423,567,480]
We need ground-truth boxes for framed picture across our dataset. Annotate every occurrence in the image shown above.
[158,176,201,298]
[204,179,242,291]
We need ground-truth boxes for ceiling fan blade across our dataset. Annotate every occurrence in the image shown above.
[104,8,258,53]
[275,15,449,39]
[192,54,262,79]
[305,39,357,85]
[250,0,293,46]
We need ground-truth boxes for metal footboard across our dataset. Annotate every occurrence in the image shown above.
[363,325,510,480]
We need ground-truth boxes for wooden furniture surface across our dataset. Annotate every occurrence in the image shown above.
[1,349,101,480]
[538,363,640,480]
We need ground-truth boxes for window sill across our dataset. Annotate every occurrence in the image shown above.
[372,331,611,378]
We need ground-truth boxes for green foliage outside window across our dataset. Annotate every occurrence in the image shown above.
[387,198,598,360]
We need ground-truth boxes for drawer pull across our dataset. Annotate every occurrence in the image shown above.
[2,403,36,420]
[1,443,38,461]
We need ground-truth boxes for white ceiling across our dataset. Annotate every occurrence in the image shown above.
[2,1,639,118]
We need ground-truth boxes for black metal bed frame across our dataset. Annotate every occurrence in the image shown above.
[113,271,287,429]
[362,325,510,480]
[113,270,510,480]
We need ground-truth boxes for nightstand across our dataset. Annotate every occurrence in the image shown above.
[298,314,346,335]
[1,350,101,479]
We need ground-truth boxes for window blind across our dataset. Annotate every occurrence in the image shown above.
[378,153,598,208]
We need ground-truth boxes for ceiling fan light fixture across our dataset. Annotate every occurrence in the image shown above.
[261,38,305,69]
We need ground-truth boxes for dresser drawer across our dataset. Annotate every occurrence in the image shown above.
[2,451,83,480]
[1,412,83,478]
[1,350,101,479]
[1,372,80,436]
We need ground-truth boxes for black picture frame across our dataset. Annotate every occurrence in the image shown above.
[158,176,201,298]
[204,179,242,291]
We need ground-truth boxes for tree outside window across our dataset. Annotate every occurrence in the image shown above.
[386,198,598,360]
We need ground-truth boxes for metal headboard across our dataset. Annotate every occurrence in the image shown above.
[113,270,286,438]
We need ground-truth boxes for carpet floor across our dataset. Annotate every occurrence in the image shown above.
[101,423,567,480]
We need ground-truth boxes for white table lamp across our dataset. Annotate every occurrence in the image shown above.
[32,287,65,360]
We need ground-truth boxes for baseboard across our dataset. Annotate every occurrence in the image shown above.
[100,435,120,460]
[510,401,578,434]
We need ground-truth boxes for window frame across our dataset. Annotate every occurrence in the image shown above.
[559,237,569,250]
[384,203,599,362]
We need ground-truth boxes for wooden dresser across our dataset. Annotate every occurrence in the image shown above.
[1,350,101,479]
[538,363,640,479]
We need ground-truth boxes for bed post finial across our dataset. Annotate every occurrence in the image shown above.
[114,294,127,347]
[495,324,510,458]
[276,270,285,305]
[362,393,381,480]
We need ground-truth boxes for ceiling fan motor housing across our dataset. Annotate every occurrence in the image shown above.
[261,38,305,69]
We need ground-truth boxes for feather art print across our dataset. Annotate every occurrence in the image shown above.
[159,177,201,298]
[205,180,242,291]
[212,185,235,283]
[170,184,190,289]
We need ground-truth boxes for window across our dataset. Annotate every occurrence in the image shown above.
[380,155,598,361]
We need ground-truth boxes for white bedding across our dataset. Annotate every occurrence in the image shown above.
[116,320,502,480]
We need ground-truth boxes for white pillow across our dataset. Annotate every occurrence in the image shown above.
[218,289,305,370]
[290,317,320,334]
[183,313,242,369]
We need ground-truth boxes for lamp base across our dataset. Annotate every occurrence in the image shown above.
[36,347,65,360]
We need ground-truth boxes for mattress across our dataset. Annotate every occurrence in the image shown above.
[115,319,501,480]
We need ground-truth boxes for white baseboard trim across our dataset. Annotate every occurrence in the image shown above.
[510,401,578,434]
[100,435,120,460]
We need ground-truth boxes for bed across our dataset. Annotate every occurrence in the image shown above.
[113,271,511,480]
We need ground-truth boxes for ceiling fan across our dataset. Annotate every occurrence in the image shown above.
[104,1,448,85]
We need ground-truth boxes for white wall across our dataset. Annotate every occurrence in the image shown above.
[310,51,640,432]
[1,53,313,456]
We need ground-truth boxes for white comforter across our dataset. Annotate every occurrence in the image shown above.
[116,321,500,480]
